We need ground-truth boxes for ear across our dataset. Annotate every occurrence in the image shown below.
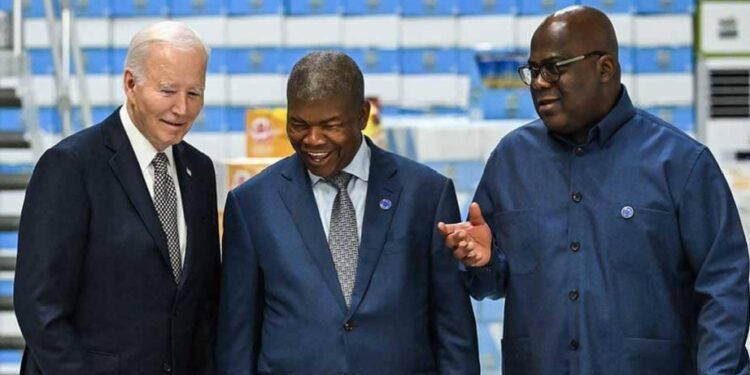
[123,68,138,96]
[599,54,616,84]
[358,99,371,131]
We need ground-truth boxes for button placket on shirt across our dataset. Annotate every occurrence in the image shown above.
[568,144,586,359]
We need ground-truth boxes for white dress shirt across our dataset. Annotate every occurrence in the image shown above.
[120,105,187,265]
[308,136,370,240]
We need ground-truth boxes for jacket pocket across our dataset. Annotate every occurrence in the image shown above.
[622,337,689,375]
[494,209,538,274]
[606,204,678,275]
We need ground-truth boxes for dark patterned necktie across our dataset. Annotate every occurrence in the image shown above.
[327,172,359,307]
[152,152,181,283]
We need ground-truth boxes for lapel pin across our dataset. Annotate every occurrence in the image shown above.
[620,205,634,219]
[186,167,192,177]
[379,198,392,210]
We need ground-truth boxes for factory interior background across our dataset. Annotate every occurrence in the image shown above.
[0,0,748,373]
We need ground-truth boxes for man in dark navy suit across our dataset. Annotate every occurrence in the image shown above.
[14,21,220,374]
[216,51,479,374]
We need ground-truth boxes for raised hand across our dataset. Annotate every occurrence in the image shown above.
[438,202,492,267]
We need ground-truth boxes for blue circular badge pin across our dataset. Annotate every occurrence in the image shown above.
[379,199,392,210]
[620,205,634,219]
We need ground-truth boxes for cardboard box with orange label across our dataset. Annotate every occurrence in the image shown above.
[246,108,295,158]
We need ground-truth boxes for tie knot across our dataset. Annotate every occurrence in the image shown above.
[327,172,352,191]
[152,152,169,173]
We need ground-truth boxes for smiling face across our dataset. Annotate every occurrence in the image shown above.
[287,95,370,178]
[124,43,206,151]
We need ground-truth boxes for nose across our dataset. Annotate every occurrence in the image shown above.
[304,125,326,146]
[530,73,553,90]
[171,93,188,116]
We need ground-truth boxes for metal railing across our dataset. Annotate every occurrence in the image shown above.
[42,0,92,137]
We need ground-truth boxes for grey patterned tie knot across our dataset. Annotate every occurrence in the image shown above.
[326,172,358,308]
[152,152,181,283]
[328,172,352,193]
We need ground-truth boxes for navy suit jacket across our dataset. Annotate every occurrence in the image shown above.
[14,110,221,375]
[216,138,479,374]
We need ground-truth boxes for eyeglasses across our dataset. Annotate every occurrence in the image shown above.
[517,51,607,86]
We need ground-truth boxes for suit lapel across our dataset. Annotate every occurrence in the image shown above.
[347,140,401,317]
[103,111,172,271]
[278,156,348,312]
[173,144,194,289]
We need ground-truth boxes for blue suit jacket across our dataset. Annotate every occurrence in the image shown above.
[14,110,221,375]
[216,139,479,374]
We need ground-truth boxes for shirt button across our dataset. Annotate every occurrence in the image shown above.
[572,192,583,203]
[568,290,579,301]
[344,322,354,332]
[575,146,585,156]
[570,241,580,252]
[162,362,172,373]
[569,339,579,351]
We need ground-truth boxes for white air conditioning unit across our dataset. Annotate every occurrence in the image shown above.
[698,57,750,262]
[698,1,750,170]
[699,0,750,352]
[701,60,750,158]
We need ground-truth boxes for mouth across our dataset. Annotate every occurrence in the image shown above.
[536,97,559,112]
[161,119,186,127]
[303,150,333,164]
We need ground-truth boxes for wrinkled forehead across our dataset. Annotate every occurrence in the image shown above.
[288,94,358,114]
[145,48,206,86]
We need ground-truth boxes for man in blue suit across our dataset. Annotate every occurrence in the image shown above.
[216,51,479,374]
[14,21,220,374]
[440,6,750,375]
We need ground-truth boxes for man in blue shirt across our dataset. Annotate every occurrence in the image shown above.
[439,6,750,374]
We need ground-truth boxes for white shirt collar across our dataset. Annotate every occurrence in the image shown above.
[308,135,370,185]
[120,103,175,172]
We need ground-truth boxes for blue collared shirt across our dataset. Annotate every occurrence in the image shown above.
[468,87,750,374]
[308,135,370,240]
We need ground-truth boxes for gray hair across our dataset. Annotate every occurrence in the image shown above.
[124,21,210,82]
[286,51,364,107]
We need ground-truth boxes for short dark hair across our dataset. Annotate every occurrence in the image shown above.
[286,51,365,107]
